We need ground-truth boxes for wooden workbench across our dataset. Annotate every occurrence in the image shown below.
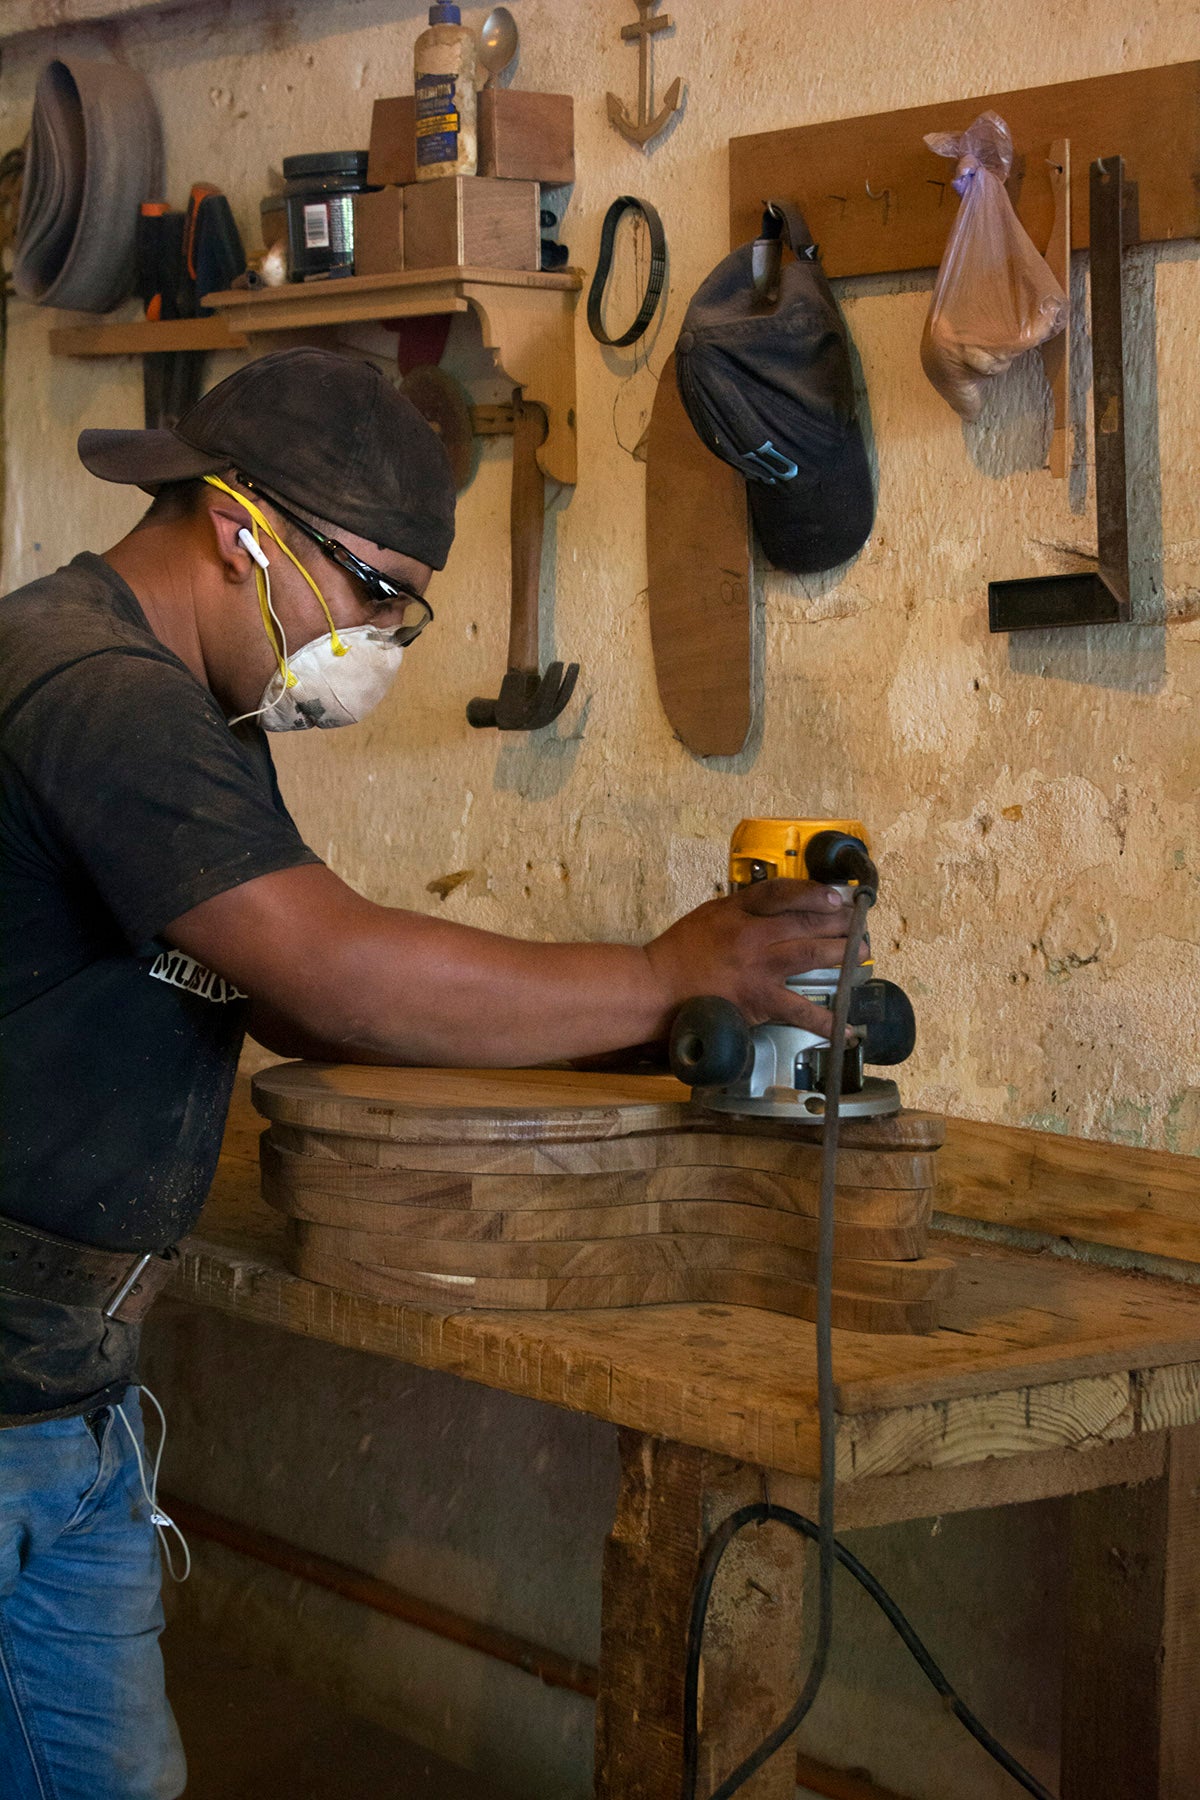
[177,1082,1200,1800]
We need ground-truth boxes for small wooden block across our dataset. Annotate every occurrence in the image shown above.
[403,175,540,272]
[477,89,574,184]
[367,95,416,187]
[352,187,404,277]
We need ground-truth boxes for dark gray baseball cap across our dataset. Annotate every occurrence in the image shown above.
[674,205,874,575]
[78,347,457,569]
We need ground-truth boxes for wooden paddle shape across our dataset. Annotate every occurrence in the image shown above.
[645,352,752,756]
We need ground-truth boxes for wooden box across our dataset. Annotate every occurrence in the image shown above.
[352,187,404,277]
[367,95,416,187]
[403,174,539,271]
[478,89,574,184]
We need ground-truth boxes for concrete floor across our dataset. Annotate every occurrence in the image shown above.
[163,1621,524,1799]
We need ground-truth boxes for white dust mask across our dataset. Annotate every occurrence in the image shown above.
[204,475,409,733]
[256,624,406,730]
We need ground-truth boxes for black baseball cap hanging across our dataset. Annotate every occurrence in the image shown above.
[674,203,874,575]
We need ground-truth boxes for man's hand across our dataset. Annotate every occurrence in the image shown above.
[646,878,860,1039]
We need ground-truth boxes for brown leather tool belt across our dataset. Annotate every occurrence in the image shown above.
[0,1213,178,1324]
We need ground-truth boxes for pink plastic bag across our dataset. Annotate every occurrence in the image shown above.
[920,111,1067,420]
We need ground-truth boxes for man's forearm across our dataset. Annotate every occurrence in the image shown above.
[171,861,853,1069]
[173,864,672,1067]
[290,914,671,1066]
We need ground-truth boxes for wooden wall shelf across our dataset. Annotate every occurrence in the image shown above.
[48,265,583,487]
[49,317,249,356]
[730,60,1200,278]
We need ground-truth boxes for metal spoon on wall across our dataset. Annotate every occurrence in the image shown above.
[479,6,518,87]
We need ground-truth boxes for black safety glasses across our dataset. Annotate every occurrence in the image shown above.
[239,478,434,644]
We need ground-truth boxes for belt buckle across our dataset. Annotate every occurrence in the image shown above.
[102,1252,156,1321]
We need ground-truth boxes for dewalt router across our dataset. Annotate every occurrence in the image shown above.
[669,818,915,1120]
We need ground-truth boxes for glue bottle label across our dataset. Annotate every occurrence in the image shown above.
[415,73,461,167]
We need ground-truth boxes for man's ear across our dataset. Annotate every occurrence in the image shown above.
[202,485,262,585]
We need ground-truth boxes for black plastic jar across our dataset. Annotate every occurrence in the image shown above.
[282,150,372,280]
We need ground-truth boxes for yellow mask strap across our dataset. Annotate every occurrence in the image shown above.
[204,475,348,658]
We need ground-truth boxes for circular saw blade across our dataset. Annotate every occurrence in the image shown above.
[399,364,477,492]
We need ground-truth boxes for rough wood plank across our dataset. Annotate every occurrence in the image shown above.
[699,1460,807,1799]
[595,1434,707,1800]
[774,1432,1167,1531]
[192,1086,1200,1479]
[1062,1423,1200,1800]
[645,351,752,757]
[595,1434,804,1800]
[50,318,250,357]
[730,62,1200,275]
[177,1217,1200,1479]
[937,1116,1200,1264]
[838,1371,1136,1481]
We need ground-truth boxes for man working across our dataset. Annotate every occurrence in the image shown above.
[0,347,856,1799]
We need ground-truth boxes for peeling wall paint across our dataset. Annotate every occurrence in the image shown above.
[2,0,1198,1153]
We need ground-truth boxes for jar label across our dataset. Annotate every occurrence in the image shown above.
[303,203,331,250]
[416,72,461,166]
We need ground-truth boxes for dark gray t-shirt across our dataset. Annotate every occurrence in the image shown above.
[0,553,320,1421]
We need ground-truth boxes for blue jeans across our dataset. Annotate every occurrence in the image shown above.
[0,1389,185,1800]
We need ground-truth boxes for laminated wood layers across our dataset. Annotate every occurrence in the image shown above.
[254,1064,949,1334]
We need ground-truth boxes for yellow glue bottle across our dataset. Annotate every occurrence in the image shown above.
[414,1,477,180]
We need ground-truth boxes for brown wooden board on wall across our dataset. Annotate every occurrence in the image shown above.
[645,352,752,758]
[729,62,1200,275]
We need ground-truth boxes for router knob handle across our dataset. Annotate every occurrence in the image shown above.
[669,997,752,1089]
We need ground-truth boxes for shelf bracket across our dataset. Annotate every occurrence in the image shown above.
[461,280,577,488]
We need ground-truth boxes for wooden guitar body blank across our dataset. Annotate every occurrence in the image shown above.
[253,1065,951,1335]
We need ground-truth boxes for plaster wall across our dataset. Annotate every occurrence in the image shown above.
[2,0,1198,1148]
[1,4,1197,1798]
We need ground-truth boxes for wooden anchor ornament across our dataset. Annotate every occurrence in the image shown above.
[607,0,684,150]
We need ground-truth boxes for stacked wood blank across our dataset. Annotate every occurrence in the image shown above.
[253,1066,952,1334]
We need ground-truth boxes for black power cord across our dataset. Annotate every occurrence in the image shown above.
[682,885,1059,1800]
[685,1503,1057,1800]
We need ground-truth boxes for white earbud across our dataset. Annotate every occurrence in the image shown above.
[237,527,271,570]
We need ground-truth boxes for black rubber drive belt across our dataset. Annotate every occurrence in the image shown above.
[587,195,667,348]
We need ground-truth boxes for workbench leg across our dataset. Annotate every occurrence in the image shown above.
[1062,1422,1200,1800]
[594,1430,806,1800]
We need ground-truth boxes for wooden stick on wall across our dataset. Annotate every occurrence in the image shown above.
[1041,137,1072,479]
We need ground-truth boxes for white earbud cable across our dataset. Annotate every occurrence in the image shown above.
[227,539,293,730]
[114,1385,191,1583]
